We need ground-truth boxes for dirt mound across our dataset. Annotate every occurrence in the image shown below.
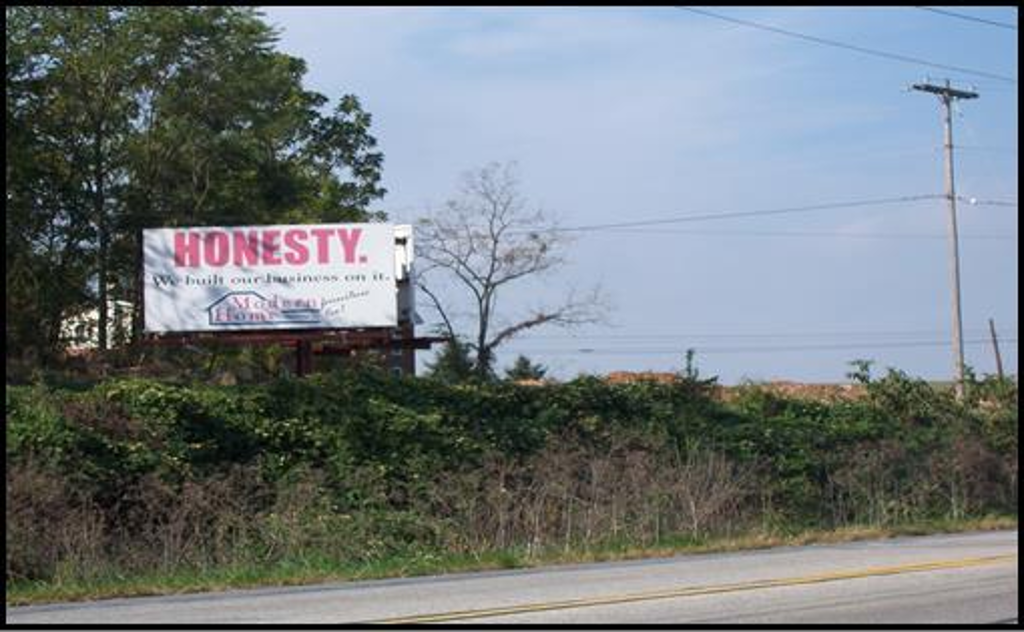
[722,381,867,403]
[601,372,867,403]
[604,371,679,385]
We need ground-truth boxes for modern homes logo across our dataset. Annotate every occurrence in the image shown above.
[207,291,323,327]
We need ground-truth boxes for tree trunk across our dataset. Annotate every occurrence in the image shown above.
[475,297,490,377]
[94,124,109,352]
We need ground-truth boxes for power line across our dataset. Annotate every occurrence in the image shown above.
[916,7,1018,31]
[551,194,943,233]
[579,228,1015,241]
[678,7,1018,84]
[520,327,1018,342]
[511,338,1018,356]
[418,192,1013,239]
[957,196,1019,208]
[420,194,943,240]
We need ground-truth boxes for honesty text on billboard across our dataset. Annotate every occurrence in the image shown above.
[143,223,398,333]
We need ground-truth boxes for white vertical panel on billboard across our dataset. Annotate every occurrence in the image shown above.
[143,223,398,332]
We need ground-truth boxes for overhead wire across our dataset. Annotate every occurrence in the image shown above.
[508,338,1018,356]
[549,194,944,233]
[956,197,1018,208]
[520,327,1018,341]
[418,192,1014,241]
[577,228,1014,241]
[677,7,1018,84]
[916,7,1018,31]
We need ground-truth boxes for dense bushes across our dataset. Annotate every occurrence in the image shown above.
[6,368,1017,584]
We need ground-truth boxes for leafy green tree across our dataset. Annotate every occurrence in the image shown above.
[846,359,875,384]
[6,7,387,360]
[504,355,548,381]
[424,337,476,384]
[678,348,718,391]
[7,7,125,358]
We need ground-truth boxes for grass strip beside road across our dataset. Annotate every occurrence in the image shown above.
[6,515,1017,607]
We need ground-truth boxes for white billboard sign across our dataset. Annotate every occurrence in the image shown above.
[143,223,398,333]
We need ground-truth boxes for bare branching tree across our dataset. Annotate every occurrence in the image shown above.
[417,162,608,378]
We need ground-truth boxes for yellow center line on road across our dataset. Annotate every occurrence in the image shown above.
[370,553,1017,624]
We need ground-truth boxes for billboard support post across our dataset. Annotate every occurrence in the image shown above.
[296,340,313,377]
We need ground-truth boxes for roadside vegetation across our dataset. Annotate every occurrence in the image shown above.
[7,362,1017,604]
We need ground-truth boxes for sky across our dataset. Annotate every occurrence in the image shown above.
[260,6,1018,384]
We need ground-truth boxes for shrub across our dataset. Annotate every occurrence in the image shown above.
[5,367,1017,584]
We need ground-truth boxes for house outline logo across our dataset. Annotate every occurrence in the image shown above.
[206,291,323,327]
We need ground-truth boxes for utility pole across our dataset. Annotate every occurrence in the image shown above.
[912,79,978,400]
[988,318,1004,380]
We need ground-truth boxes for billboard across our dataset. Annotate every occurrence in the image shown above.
[143,223,398,333]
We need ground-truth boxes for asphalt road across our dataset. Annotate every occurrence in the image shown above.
[6,530,1017,625]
